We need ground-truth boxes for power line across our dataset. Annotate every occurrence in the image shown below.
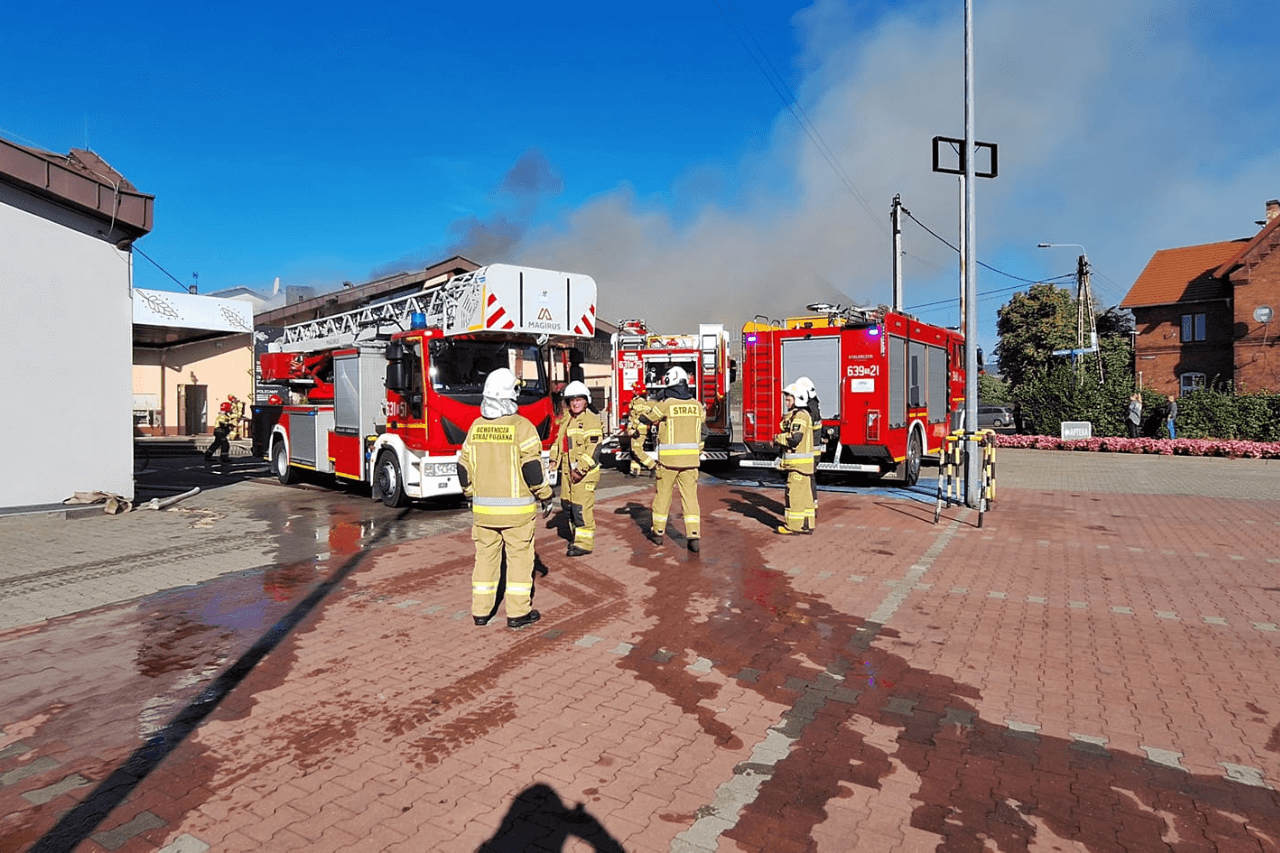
[132,245,188,290]
[898,202,1049,284]
[905,273,1075,311]
[712,0,886,237]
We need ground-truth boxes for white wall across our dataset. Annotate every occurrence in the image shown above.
[0,183,135,507]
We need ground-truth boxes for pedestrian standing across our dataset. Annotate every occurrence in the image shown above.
[1012,401,1024,434]
[458,368,554,629]
[1165,394,1178,439]
[1126,393,1143,438]
[550,381,603,557]
[641,367,706,552]
[774,383,815,535]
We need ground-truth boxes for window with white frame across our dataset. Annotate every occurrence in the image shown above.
[1180,313,1206,342]
[1179,372,1206,394]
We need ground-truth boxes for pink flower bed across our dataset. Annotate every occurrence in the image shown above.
[993,434,1280,459]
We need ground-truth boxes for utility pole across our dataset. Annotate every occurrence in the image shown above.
[962,0,979,507]
[891,195,903,312]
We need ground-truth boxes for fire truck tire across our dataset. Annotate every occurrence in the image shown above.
[272,441,297,485]
[902,431,923,487]
[375,452,408,508]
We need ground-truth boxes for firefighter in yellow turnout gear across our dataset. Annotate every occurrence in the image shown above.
[774,382,816,535]
[458,368,554,629]
[625,381,657,476]
[550,381,604,557]
[794,376,823,513]
[641,367,706,552]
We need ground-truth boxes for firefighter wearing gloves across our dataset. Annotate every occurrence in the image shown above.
[458,368,554,629]
[774,383,816,535]
[550,381,603,557]
[642,366,706,552]
[625,381,657,477]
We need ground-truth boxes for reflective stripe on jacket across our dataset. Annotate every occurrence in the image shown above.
[651,398,706,469]
[459,414,549,528]
[776,408,815,474]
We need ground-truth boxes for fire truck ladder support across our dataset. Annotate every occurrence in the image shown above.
[274,270,488,353]
[934,430,997,526]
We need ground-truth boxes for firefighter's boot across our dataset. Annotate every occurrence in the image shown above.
[508,610,541,629]
[688,538,700,553]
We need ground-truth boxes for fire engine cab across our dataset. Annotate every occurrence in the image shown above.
[739,303,964,486]
[606,319,735,461]
[258,264,597,505]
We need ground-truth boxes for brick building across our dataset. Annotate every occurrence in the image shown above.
[1121,200,1280,395]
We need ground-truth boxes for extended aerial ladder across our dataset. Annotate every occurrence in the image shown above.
[258,264,597,505]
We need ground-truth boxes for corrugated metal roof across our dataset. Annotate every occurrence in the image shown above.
[1120,239,1245,308]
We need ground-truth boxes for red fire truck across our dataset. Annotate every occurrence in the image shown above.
[258,264,597,505]
[739,303,964,486]
[606,319,735,462]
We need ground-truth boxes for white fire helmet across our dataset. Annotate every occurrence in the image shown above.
[794,376,817,398]
[662,366,690,387]
[563,380,590,400]
[482,368,520,401]
[783,382,809,408]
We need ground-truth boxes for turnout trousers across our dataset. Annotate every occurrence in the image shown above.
[784,470,816,532]
[471,518,536,619]
[563,470,600,552]
[652,465,700,538]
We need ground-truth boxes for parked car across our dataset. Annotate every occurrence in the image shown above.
[977,405,1012,428]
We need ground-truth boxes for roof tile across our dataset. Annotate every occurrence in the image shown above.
[1120,240,1245,308]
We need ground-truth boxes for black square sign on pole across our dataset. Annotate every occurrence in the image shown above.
[932,136,998,179]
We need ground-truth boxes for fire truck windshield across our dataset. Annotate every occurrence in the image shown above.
[429,340,548,404]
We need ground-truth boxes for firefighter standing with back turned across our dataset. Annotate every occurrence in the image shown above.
[458,368,554,629]
[550,381,603,557]
[625,380,657,477]
[794,376,823,515]
[774,382,816,535]
[642,367,706,552]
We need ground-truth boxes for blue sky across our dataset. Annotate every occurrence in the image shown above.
[6,0,1280,356]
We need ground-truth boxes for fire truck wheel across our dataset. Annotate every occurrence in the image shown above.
[272,441,297,485]
[902,431,923,487]
[375,452,408,508]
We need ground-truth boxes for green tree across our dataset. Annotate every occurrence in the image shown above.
[994,283,1075,388]
[977,373,1008,405]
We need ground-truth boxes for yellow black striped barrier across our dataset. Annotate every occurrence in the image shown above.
[934,429,997,527]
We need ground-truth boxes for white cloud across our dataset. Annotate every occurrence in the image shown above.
[495,0,1276,348]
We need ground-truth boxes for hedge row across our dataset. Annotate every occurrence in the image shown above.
[993,433,1280,459]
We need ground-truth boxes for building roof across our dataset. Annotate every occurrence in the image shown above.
[256,255,481,327]
[1120,239,1246,309]
[0,137,153,241]
[1212,213,1280,279]
[134,289,254,349]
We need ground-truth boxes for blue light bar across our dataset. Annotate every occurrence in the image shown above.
[410,312,427,330]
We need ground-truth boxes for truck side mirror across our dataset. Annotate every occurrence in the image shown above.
[386,360,407,393]
[729,358,738,384]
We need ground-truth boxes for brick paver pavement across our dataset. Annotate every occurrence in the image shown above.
[1,450,1278,852]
